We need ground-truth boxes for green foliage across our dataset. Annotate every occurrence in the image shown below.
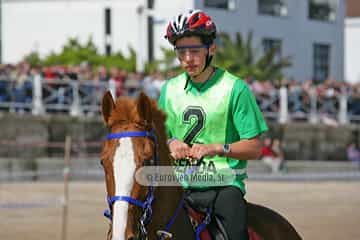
[146,47,182,74]
[24,52,42,66]
[142,32,291,79]
[24,37,136,72]
[23,32,292,80]
[214,32,292,81]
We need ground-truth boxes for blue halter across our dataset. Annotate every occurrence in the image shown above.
[103,128,186,240]
[106,130,157,142]
[103,129,160,239]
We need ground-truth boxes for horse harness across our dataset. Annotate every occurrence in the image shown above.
[103,128,183,240]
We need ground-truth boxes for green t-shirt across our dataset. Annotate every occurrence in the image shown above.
[158,67,268,194]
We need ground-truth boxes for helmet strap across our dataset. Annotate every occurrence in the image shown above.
[192,50,213,79]
[184,48,214,90]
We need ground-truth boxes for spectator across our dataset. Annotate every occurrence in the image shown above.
[142,73,158,99]
[124,72,142,96]
[142,71,165,99]
[95,65,109,82]
[346,143,360,169]
[260,137,285,173]
[109,67,125,96]
[271,138,286,172]
[66,65,80,81]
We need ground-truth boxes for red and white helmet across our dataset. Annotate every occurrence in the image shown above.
[165,9,217,46]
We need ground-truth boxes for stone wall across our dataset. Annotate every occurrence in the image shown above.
[1,113,359,161]
[267,122,360,161]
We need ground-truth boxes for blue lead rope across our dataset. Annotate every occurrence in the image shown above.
[156,194,186,240]
[195,208,212,240]
[158,195,212,240]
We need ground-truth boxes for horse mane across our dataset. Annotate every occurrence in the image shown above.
[147,96,171,166]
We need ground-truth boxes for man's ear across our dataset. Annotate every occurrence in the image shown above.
[209,43,217,56]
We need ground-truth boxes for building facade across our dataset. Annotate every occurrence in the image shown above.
[3,0,345,82]
[345,0,360,83]
[197,0,345,82]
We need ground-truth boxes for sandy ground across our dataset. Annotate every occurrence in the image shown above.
[0,181,359,240]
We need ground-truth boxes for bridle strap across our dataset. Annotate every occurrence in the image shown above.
[107,129,157,142]
[104,183,155,221]
[104,129,157,227]
[108,196,146,209]
[103,129,194,239]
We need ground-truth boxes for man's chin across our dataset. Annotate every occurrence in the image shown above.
[187,70,200,78]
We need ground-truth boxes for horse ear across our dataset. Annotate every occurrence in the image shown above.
[102,91,116,125]
[136,92,153,123]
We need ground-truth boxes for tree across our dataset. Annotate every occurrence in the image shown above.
[214,32,292,81]
[24,37,137,72]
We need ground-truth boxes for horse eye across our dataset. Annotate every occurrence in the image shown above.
[100,160,104,166]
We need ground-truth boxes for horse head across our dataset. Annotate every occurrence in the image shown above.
[101,91,169,240]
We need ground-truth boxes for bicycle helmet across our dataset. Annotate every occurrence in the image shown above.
[165,9,217,46]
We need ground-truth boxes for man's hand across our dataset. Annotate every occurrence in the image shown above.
[189,143,223,160]
[168,139,192,160]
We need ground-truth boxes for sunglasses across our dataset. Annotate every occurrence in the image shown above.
[174,45,209,59]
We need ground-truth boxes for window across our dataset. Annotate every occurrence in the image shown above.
[263,38,282,60]
[258,0,288,16]
[309,0,337,22]
[313,43,331,82]
[204,0,236,10]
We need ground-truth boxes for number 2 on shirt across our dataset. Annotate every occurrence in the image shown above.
[182,106,206,144]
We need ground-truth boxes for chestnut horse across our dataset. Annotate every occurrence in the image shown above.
[100,91,302,240]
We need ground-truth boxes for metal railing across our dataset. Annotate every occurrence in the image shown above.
[0,76,359,123]
[0,76,119,116]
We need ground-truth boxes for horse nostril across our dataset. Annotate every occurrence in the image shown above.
[127,237,135,240]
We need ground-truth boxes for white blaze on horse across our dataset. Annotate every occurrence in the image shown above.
[100,91,302,240]
[112,136,136,239]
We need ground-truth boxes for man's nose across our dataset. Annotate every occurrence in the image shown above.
[183,51,194,61]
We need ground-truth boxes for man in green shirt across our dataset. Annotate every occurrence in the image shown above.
[158,9,268,240]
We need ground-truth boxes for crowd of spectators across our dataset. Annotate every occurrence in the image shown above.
[1,62,360,121]
[246,76,360,121]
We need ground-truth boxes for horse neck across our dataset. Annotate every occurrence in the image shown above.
[148,186,184,237]
[152,119,171,167]
[148,122,185,234]
[153,132,184,214]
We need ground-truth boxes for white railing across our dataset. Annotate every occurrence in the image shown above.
[0,76,118,116]
[0,76,359,123]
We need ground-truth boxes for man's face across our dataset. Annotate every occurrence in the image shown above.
[175,36,215,77]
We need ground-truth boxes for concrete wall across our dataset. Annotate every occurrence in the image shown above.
[0,114,359,161]
[0,114,106,160]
